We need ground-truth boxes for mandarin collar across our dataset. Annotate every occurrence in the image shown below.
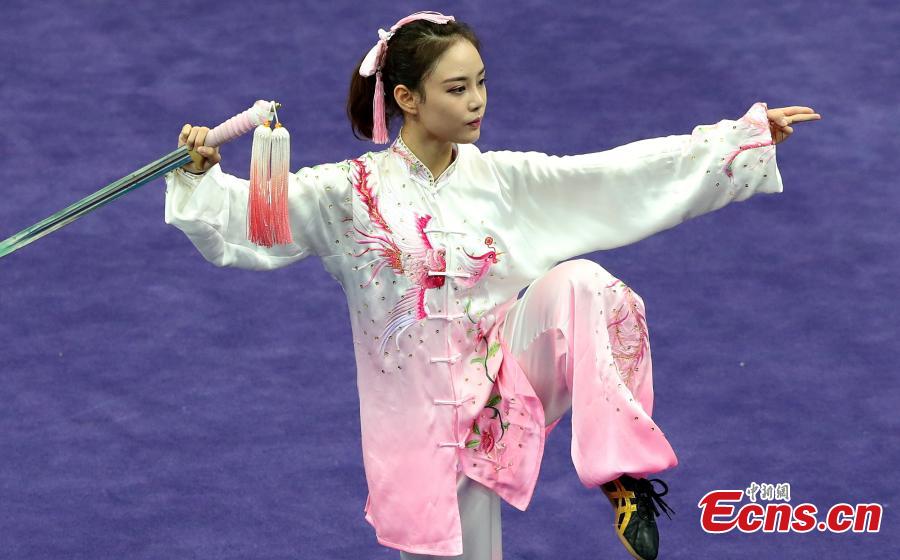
[389,133,460,193]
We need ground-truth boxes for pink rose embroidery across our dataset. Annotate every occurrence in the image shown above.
[479,425,496,453]
[465,393,509,463]
[464,299,501,382]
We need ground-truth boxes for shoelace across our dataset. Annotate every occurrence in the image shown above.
[634,478,676,521]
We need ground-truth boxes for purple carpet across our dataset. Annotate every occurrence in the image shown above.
[1,0,895,558]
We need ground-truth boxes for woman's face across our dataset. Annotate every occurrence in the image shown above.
[400,39,487,144]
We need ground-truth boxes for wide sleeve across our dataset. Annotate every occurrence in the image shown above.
[482,101,784,269]
[163,160,352,270]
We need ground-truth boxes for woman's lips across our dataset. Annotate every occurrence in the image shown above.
[467,118,482,128]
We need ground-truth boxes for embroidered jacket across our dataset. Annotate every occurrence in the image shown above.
[163,101,783,556]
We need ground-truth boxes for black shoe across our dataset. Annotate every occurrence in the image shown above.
[600,475,675,560]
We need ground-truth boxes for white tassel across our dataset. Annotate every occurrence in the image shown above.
[248,121,273,246]
[268,123,293,244]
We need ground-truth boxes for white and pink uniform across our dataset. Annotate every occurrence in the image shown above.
[164,101,783,557]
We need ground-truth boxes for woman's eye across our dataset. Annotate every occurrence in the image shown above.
[451,78,487,94]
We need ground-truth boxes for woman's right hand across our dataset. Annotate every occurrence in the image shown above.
[179,124,222,173]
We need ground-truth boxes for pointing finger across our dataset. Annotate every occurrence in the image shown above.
[778,115,820,128]
[781,106,818,116]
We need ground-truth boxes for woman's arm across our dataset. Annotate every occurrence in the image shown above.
[163,161,352,270]
[484,102,784,269]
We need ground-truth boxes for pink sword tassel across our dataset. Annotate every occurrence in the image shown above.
[202,99,292,247]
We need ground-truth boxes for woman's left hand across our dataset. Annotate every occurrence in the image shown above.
[767,106,822,145]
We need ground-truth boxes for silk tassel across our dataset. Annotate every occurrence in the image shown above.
[372,70,389,144]
[268,122,293,244]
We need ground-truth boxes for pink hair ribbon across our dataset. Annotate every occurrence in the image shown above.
[359,11,455,143]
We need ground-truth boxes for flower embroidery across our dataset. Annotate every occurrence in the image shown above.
[465,393,510,465]
[463,299,501,383]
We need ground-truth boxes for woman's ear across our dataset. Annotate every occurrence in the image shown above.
[393,84,419,117]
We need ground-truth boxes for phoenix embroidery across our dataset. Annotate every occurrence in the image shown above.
[344,157,503,355]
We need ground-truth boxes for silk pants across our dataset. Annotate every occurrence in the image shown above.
[400,259,677,559]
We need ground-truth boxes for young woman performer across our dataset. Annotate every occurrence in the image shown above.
[165,10,820,560]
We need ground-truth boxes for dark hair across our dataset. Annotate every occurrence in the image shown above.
[347,18,482,142]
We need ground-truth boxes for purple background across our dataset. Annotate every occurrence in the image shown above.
[1,0,896,558]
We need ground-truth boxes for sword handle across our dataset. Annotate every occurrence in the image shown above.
[203,99,281,148]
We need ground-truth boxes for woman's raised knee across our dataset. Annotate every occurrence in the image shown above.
[553,258,619,288]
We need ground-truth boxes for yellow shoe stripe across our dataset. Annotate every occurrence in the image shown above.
[603,479,650,560]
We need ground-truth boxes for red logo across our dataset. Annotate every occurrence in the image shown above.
[697,483,882,533]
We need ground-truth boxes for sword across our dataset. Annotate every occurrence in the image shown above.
[0,99,280,260]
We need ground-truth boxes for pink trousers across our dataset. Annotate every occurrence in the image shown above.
[400,259,678,559]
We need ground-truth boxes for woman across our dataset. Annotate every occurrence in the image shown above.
[165,10,820,560]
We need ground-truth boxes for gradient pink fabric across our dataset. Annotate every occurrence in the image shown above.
[164,102,783,556]
[400,258,676,560]
[499,259,678,486]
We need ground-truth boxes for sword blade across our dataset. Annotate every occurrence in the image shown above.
[0,145,194,260]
